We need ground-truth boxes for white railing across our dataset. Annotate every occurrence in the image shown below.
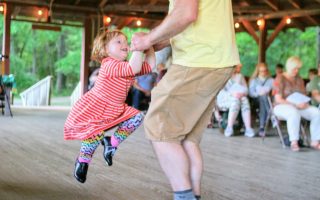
[20,76,52,106]
[70,82,81,106]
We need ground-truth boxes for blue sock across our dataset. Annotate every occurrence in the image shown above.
[174,189,196,200]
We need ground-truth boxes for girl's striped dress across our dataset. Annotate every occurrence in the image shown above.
[64,57,151,140]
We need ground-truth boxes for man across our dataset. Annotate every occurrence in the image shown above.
[131,1,239,199]
[309,64,320,107]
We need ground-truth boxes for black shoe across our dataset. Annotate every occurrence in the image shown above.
[101,136,117,166]
[74,159,88,183]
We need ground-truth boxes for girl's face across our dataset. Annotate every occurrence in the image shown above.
[106,34,129,61]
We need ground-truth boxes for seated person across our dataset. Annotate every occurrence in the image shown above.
[249,63,274,137]
[309,66,320,107]
[132,72,157,111]
[218,64,255,137]
[273,63,284,78]
[156,62,167,84]
[88,67,100,90]
[306,68,318,95]
[273,56,320,151]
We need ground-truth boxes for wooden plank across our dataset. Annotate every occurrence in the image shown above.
[0,108,320,200]
[32,24,61,31]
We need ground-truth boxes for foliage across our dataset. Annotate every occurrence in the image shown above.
[236,27,318,78]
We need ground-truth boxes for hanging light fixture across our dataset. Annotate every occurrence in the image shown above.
[104,16,111,24]
[38,9,43,16]
[0,4,4,12]
[257,19,263,26]
[136,20,142,26]
[235,22,240,29]
[286,18,292,24]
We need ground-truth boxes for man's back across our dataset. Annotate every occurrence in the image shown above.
[169,0,239,68]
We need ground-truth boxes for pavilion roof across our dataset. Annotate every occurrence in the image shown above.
[0,0,320,31]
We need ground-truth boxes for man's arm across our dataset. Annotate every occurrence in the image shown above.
[131,0,199,51]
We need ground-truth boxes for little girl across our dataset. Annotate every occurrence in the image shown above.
[64,30,155,183]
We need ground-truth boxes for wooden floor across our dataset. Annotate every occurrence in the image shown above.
[0,108,319,200]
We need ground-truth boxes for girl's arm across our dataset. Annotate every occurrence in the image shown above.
[129,51,144,74]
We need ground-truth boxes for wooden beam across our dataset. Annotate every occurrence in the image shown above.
[2,1,168,14]
[80,17,91,95]
[263,0,279,11]
[74,0,81,5]
[292,18,306,31]
[306,15,319,25]
[267,17,287,48]
[241,20,259,44]
[32,24,61,31]
[149,0,158,5]
[242,0,252,6]
[99,0,108,8]
[235,8,320,21]
[258,19,267,63]
[2,3,12,75]
[103,4,167,13]
[288,0,302,9]
[117,18,134,30]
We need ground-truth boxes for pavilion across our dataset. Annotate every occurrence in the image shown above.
[0,0,320,94]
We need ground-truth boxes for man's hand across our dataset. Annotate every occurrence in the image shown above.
[131,32,152,51]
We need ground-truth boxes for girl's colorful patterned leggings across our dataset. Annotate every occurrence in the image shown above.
[78,112,144,163]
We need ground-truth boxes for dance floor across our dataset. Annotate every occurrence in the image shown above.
[0,108,319,200]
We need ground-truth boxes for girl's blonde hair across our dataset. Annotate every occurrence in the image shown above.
[91,29,126,63]
[250,62,270,81]
[285,56,302,73]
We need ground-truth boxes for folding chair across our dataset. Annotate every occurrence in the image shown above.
[264,96,310,148]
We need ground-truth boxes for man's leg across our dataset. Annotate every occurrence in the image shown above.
[152,141,192,191]
[182,140,202,196]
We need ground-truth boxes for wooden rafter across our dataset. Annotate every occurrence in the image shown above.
[287,0,301,9]
[263,0,279,11]
[74,0,81,5]
[117,18,134,30]
[99,0,108,8]
[241,20,259,44]
[305,15,319,25]
[149,0,158,5]
[267,17,287,48]
[292,18,306,31]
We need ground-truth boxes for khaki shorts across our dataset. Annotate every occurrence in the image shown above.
[144,64,233,144]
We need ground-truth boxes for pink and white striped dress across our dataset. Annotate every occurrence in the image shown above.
[64,57,151,140]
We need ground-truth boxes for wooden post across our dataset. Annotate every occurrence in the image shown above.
[80,17,92,95]
[317,26,320,67]
[258,19,267,63]
[2,3,12,75]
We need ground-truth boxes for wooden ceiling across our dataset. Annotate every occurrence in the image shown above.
[0,0,320,31]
